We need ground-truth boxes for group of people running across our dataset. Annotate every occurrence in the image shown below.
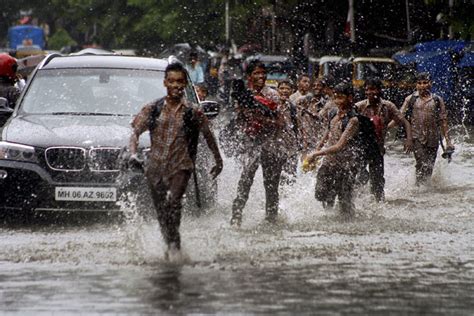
[0,52,455,262]
[226,60,454,225]
[129,60,454,261]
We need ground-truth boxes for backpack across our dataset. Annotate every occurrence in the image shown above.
[397,94,441,139]
[329,109,380,162]
[148,97,201,161]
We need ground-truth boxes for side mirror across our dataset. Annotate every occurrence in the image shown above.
[200,100,221,119]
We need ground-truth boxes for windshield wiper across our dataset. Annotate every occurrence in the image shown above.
[51,112,129,116]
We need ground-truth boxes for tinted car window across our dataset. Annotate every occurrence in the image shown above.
[21,68,170,115]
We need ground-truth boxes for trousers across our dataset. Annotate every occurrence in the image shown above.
[232,145,284,220]
[315,163,357,215]
[146,170,192,249]
[413,140,438,184]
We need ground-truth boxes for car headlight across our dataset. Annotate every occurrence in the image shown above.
[0,141,38,163]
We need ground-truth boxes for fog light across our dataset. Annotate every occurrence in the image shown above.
[0,170,7,179]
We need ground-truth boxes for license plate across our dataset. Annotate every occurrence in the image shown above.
[55,187,117,202]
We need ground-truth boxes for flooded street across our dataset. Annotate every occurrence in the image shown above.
[1,126,473,315]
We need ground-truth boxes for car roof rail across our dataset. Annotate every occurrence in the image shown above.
[69,48,115,56]
[40,53,63,68]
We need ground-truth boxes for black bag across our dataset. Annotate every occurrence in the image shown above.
[148,97,200,161]
[329,109,380,162]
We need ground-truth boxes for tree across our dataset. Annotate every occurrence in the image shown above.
[48,28,77,50]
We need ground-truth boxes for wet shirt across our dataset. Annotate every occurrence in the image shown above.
[237,85,281,149]
[276,100,298,154]
[131,99,198,177]
[400,92,447,147]
[322,113,359,168]
[297,97,323,153]
[356,98,405,149]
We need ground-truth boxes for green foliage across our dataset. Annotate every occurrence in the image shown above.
[48,28,77,50]
[3,0,471,55]
[2,0,280,52]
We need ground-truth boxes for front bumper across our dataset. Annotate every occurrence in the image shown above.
[0,160,145,212]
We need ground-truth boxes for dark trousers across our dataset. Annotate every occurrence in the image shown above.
[232,147,284,220]
[355,150,384,202]
[413,140,438,184]
[146,170,192,249]
[369,154,385,201]
[315,163,357,215]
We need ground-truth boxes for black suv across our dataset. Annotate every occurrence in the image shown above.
[0,53,218,214]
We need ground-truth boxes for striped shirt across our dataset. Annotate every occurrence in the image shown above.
[131,99,195,177]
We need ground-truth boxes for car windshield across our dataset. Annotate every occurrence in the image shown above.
[20,68,195,115]
[355,62,395,80]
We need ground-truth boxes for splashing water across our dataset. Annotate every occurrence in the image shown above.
[0,126,472,314]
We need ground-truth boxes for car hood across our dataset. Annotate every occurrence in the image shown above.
[2,114,150,148]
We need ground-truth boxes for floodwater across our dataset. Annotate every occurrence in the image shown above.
[0,125,473,315]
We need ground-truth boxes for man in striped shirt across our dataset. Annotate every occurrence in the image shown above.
[129,63,223,262]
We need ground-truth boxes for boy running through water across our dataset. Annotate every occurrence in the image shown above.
[129,63,223,262]
[230,60,284,227]
[355,78,413,201]
[397,72,454,185]
[306,83,360,217]
[276,79,300,185]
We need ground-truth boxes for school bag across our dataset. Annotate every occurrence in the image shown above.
[329,109,381,162]
[148,97,201,161]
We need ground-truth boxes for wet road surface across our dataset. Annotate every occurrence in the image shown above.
[0,127,473,314]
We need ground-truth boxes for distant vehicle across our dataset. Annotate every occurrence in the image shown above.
[8,25,45,58]
[0,53,220,216]
[15,45,44,59]
[307,56,320,79]
[8,25,45,50]
[243,54,295,88]
[351,57,397,101]
[351,57,395,89]
[318,55,404,103]
[318,55,351,84]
